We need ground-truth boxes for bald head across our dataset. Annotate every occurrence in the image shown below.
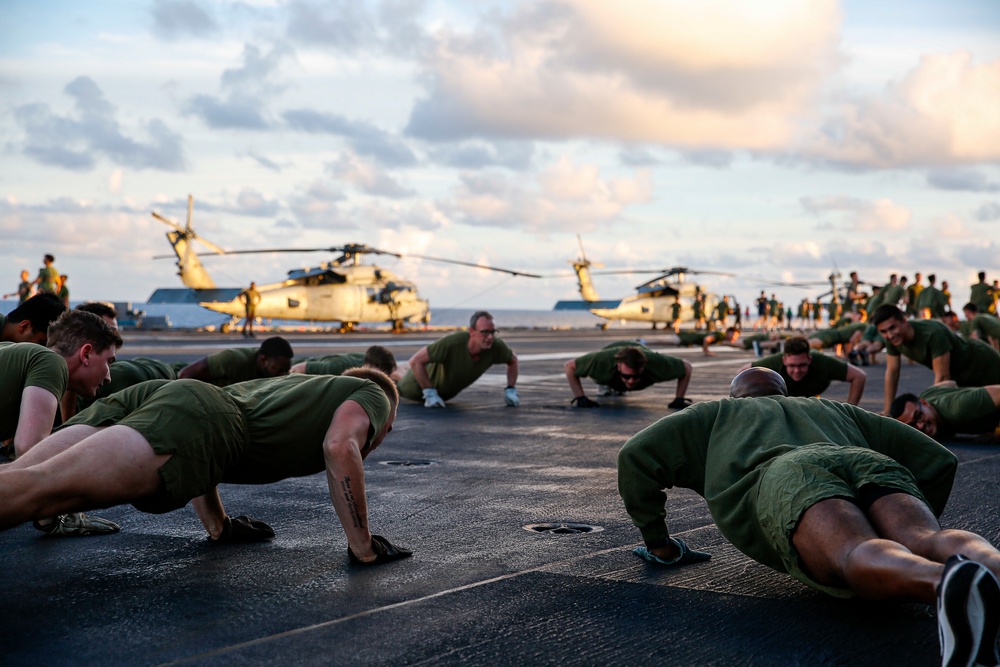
[730,367,788,399]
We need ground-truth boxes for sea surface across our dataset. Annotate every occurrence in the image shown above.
[0,300,614,331]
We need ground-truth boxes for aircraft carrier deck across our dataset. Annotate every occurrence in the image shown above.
[3,328,997,666]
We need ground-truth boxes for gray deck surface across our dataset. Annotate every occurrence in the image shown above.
[3,328,997,666]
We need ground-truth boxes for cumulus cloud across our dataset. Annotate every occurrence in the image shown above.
[329,152,415,198]
[12,77,185,172]
[407,0,840,150]
[809,52,1000,168]
[151,0,218,40]
[183,44,292,130]
[974,201,1000,221]
[428,140,534,170]
[442,157,652,232]
[801,196,911,232]
[283,109,417,166]
[285,0,377,51]
[286,180,349,229]
[927,168,1000,192]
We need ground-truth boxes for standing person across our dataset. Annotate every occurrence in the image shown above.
[57,275,70,308]
[178,337,294,387]
[0,369,408,564]
[617,367,1000,667]
[670,298,682,334]
[239,281,262,338]
[971,272,996,316]
[753,291,768,330]
[873,305,1000,414]
[564,341,693,409]
[915,274,947,319]
[906,272,923,318]
[714,296,731,330]
[739,336,867,405]
[31,254,59,295]
[942,281,953,313]
[3,270,33,303]
[398,311,519,408]
[846,271,866,312]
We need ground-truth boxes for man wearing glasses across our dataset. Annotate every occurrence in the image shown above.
[398,310,519,408]
[890,382,1000,442]
[739,336,867,405]
[564,341,692,409]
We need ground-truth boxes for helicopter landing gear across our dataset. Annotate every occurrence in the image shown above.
[391,320,406,333]
[600,321,610,330]
[220,317,238,334]
[338,322,357,333]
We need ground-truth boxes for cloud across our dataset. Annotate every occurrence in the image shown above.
[808,52,1000,168]
[285,0,377,51]
[428,141,534,170]
[151,0,218,40]
[974,201,1000,221]
[406,0,840,150]
[934,213,974,240]
[329,152,415,198]
[957,242,1000,269]
[183,44,292,130]
[801,195,911,232]
[283,109,417,166]
[442,157,652,232]
[927,168,1000,192]
[12,77,185,172]
[286,180,349,229]
[242,149,285,172]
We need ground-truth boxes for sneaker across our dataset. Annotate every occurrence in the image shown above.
[859,350,870,367]
[33,513,121,537]
[938,555,1000,667]
[848,350,860,366]
[752,340,762,357]
[597,385,612,397]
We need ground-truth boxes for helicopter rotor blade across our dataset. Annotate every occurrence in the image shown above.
[186,194,194,232]
[151,211,185,233]
[401,253,541,278]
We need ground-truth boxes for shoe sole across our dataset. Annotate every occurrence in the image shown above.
[940,561,1000,667]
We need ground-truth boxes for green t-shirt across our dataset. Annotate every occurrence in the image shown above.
[915,286,947,318]
[205,347,263,386]
[617,397,956,571]
[885,319,1000,386]
[677,331,723,347]
[398,332,514,401]
[222,375,391,484]
[920,385,1000,437]
[0,342,68,440]
[972,314,1000,340]
[971,283,995,313]
[77,357,177,411]
[880,284,905,307]
[573,343,685,391]
[752,351,849,397]
[906,284,923,315]
[303,353,365,375]
[36,266,59,294]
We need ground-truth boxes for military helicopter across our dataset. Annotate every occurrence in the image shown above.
[150,195,540,331]
[551,237,733,329]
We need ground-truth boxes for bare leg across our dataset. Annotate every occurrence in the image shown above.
[0,425,168,530]
[868,493,1000,580]
[7,425,103,470]
[792,498,941,602]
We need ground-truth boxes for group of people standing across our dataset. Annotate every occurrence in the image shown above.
[4,255,70,308]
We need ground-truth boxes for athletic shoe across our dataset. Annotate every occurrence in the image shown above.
[937,555,1000,667]
[33,513,121,537]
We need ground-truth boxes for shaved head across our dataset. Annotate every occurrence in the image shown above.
[730,367,788,398]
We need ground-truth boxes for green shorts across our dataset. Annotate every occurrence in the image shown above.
[755,444,926,598]
[67,379,248,514]
[809,331,838,348]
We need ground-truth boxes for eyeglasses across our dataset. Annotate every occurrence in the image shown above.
[785,362,810,370]
[618,371,643,380]
[476,329,498,336]
[904,403,926,429]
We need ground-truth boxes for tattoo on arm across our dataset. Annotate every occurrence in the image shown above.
[339,476,364,529]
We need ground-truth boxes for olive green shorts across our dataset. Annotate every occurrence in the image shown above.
[755,443,926,598]
[809,331,838,348]
[67,379,248,514]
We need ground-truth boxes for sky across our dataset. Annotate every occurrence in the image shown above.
[1,0,998,315]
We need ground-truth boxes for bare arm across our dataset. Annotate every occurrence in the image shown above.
[844,364,866,406]
[505,353,519,387]
[290,362,308,374]
[407,347,433,390]
[701,334,717,357]
[14,386,60,457]
[674,360,693,400]
[177,357,213,381]
[564,358,587,399]
[986,385,1000,408]
[737,362,752,373]
[323,401,376,561]
[883,354,901,414]
[931,351,951,384]
[192,489,228,539]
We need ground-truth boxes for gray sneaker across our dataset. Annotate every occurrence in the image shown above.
[34,513,121,537]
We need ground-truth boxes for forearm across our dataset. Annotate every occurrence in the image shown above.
[192,489,227,539]
[506,357,519,387]
[564,360,586,398]
[931,353,951,384]
[325,448,374,558]
[410,361,433,390]
[883,365,900,413]
[59,390,77,423]
[846,375,865,406]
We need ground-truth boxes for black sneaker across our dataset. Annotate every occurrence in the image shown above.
[938,555,1000,667]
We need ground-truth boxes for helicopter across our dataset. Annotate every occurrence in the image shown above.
[551,237,733,329]
[150,195,540,331]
